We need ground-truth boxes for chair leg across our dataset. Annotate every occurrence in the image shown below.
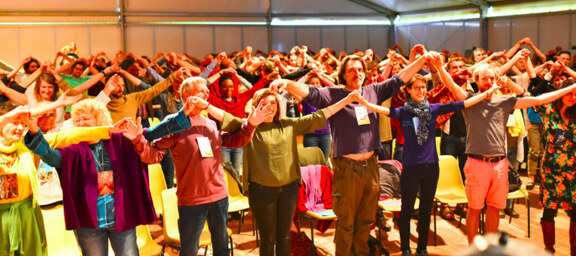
[434,200,437,246]
[508,200,514,224]
[238,210,244,234]
[204,246,209,256]
[526,195,531,238]
[229,235,235,256]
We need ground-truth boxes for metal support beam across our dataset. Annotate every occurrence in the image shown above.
[120,0,126,52]
[348,0,398,22]
[267,0,272,53]
[466,0,491,49]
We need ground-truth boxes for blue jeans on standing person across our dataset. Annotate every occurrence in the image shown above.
[74,227,138,256]
[303,132,331,161]
[222,147,243,173]
[178,197,230,256]
[161,151,175,188]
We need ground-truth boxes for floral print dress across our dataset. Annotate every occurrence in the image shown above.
[536,103,576,210]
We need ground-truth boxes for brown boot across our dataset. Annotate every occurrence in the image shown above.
[570,221,576,256]
[540,220,555,254]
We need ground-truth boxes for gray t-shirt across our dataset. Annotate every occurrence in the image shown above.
[463,92,518,156]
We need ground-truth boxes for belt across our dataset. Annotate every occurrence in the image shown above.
[468,154,505,163]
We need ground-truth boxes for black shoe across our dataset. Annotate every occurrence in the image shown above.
[499,210,506,218]
[526,182,535,190]
[454,205,466,216]
[440,207,455,220]
[415,249,429,256]
[504,207,520,218]
[401,249,413,256]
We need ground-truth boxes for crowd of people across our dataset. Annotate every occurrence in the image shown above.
[0,36,575,256]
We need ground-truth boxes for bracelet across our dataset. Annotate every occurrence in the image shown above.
[101,70,107,76]
[203,103,210,110]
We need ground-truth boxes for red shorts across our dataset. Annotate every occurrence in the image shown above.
[464,157,509,209]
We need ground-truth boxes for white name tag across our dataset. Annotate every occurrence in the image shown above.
[196,137,214,157]
[506,114,515,127]
[413,117,419,135]
[355,106,370,125]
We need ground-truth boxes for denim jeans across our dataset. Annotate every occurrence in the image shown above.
[303,132,331,161]
[249,181,299,256]
[222,147,243,173]
[178,197,230,256]
[161,151,175,188]
[74,227,138,256]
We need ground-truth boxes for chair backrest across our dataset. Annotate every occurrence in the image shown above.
[224,169,243,198]
[148,164,167,218]
[161,188,180,243]
[437,155,465,194]
[297,147,326,166]
[136,224,162,256]
[41,204,81,256]
[436,137,442,156]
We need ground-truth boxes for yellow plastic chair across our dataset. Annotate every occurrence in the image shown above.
[148,117,161,127]
[436,137,442,156]
[148,164,167,218]
[377,198,420,243]
[136,225,162,256]
[161,188,234,255]
[161,188,181,253]
[224,170,250,234]
[41,204,82,256]
[507,188,531,237]
[433,155,469,245]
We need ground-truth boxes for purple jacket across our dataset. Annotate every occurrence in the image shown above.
[57,133,157,232]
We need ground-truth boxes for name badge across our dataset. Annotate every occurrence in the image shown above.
[355,106,370,125]
[196,137,214,157]
[0,173,18,200]
[506,114,515,127]
[412,117,419,135]
[98,171,114,196]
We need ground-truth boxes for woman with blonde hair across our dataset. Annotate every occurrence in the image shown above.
[0,101,126,256]
[24,99,165,256]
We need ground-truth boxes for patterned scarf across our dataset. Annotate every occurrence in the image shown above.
[404,97,432,146]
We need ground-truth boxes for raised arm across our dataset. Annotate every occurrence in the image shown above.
[74,65,119,94]
[429,52,467,101]
[6,57,28,80]
[398,53,428,83]
[19,63,44,89]
[350,91,390,116]
[524,38,546,64]
[175,56,201,75]
[30,90,82,116]
[320,91,355,118]
[500,49,530,75]
[514,83,576,109]
[269,79,310,101]
[121,117,166,164]
[463,85,499,108]
[0,80,28,105]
